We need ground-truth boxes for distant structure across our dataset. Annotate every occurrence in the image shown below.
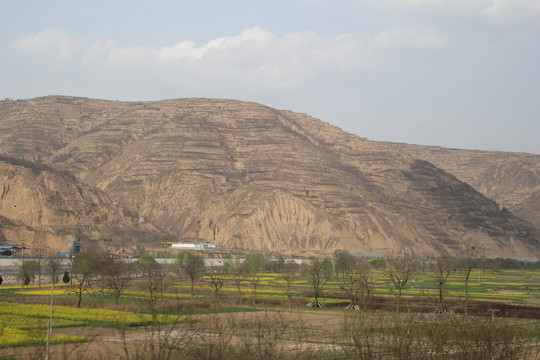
[0,245,27,257]
[71,235,81,256]
[171,240,216,251]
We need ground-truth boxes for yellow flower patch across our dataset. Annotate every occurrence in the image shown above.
[0,326,86,348]
[15,289,74,296]
[0,302,187,348]
[0,283,68,291]
[0,302,184,328]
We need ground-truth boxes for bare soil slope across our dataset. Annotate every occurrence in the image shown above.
[387,143,540,231]
[0,96,538,258]
[0,156,169,254]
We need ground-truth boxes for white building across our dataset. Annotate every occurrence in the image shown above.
[171,242,204,250]
[171,241,216,250]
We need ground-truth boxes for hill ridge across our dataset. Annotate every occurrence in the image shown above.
[0,96,538,258]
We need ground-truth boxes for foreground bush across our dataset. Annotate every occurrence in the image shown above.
[339,312,540,359]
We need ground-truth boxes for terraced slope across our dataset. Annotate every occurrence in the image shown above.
[387,143,540,230]
[0,157,169,254]
[0,96,538,258]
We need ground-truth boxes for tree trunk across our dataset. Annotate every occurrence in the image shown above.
[464,273,470,315]
[439,281,444,310]
[252,284,257,308]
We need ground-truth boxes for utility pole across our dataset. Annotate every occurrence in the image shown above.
[45,278,54,360]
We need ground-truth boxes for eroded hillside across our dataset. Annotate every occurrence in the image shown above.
[0,156,169,254]
[0,96,538,258]
[387,143,540,230]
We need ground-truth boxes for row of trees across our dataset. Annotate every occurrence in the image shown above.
[17,255,65,288]
[16,253,134,307]
[173,250,481,314]
[333,248,482,314]
[7,243,511,313]
[12,252,305,309]
[301,246,485,314]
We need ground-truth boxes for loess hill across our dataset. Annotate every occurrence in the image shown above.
[387,143,540,232]
[0,96,538,259]
[0,156,169,254]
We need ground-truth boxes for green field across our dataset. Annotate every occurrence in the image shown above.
[1,265,539,359]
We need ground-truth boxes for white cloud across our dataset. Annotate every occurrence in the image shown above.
[373,27,448,51]
[13,26,446,91]
[158,42,205,62]
[13,29,77,62]
[352,0,540,26]
[352,0,483,10]
[83,27,395,90]
[480,0,540,26]
[81,40,115,66]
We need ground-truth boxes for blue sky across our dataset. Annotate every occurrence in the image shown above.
[1,0,539,154]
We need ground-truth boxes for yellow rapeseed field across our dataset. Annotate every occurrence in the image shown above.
[0,302,186,348]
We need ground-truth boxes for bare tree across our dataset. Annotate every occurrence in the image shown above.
[177,252,205,299]
[205,264,227,301]
[336,257,373,311]
[334,250,357,274]
[304,257,333,308]
[71,252,96,307]
[243,253,264,307]
[357,260,374,311]
[94,256,113,296]
[335,252,362,310]
[231,262,245,304]
[136,255,168,302]
[386,253,415,313]
[33,233,48,289]
[457,239,481,315]
[107,258,133,305]
[238,311,310,360]
[36,247,44,288]
[280,260,299,311]
[67,250,75,285]
[45,254,63,284]
[337,270,363,310]
[433,256,455,311]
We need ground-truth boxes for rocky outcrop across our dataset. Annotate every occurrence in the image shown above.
[0,96,538,258]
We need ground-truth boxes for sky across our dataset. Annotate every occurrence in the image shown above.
[1,0,539,154]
